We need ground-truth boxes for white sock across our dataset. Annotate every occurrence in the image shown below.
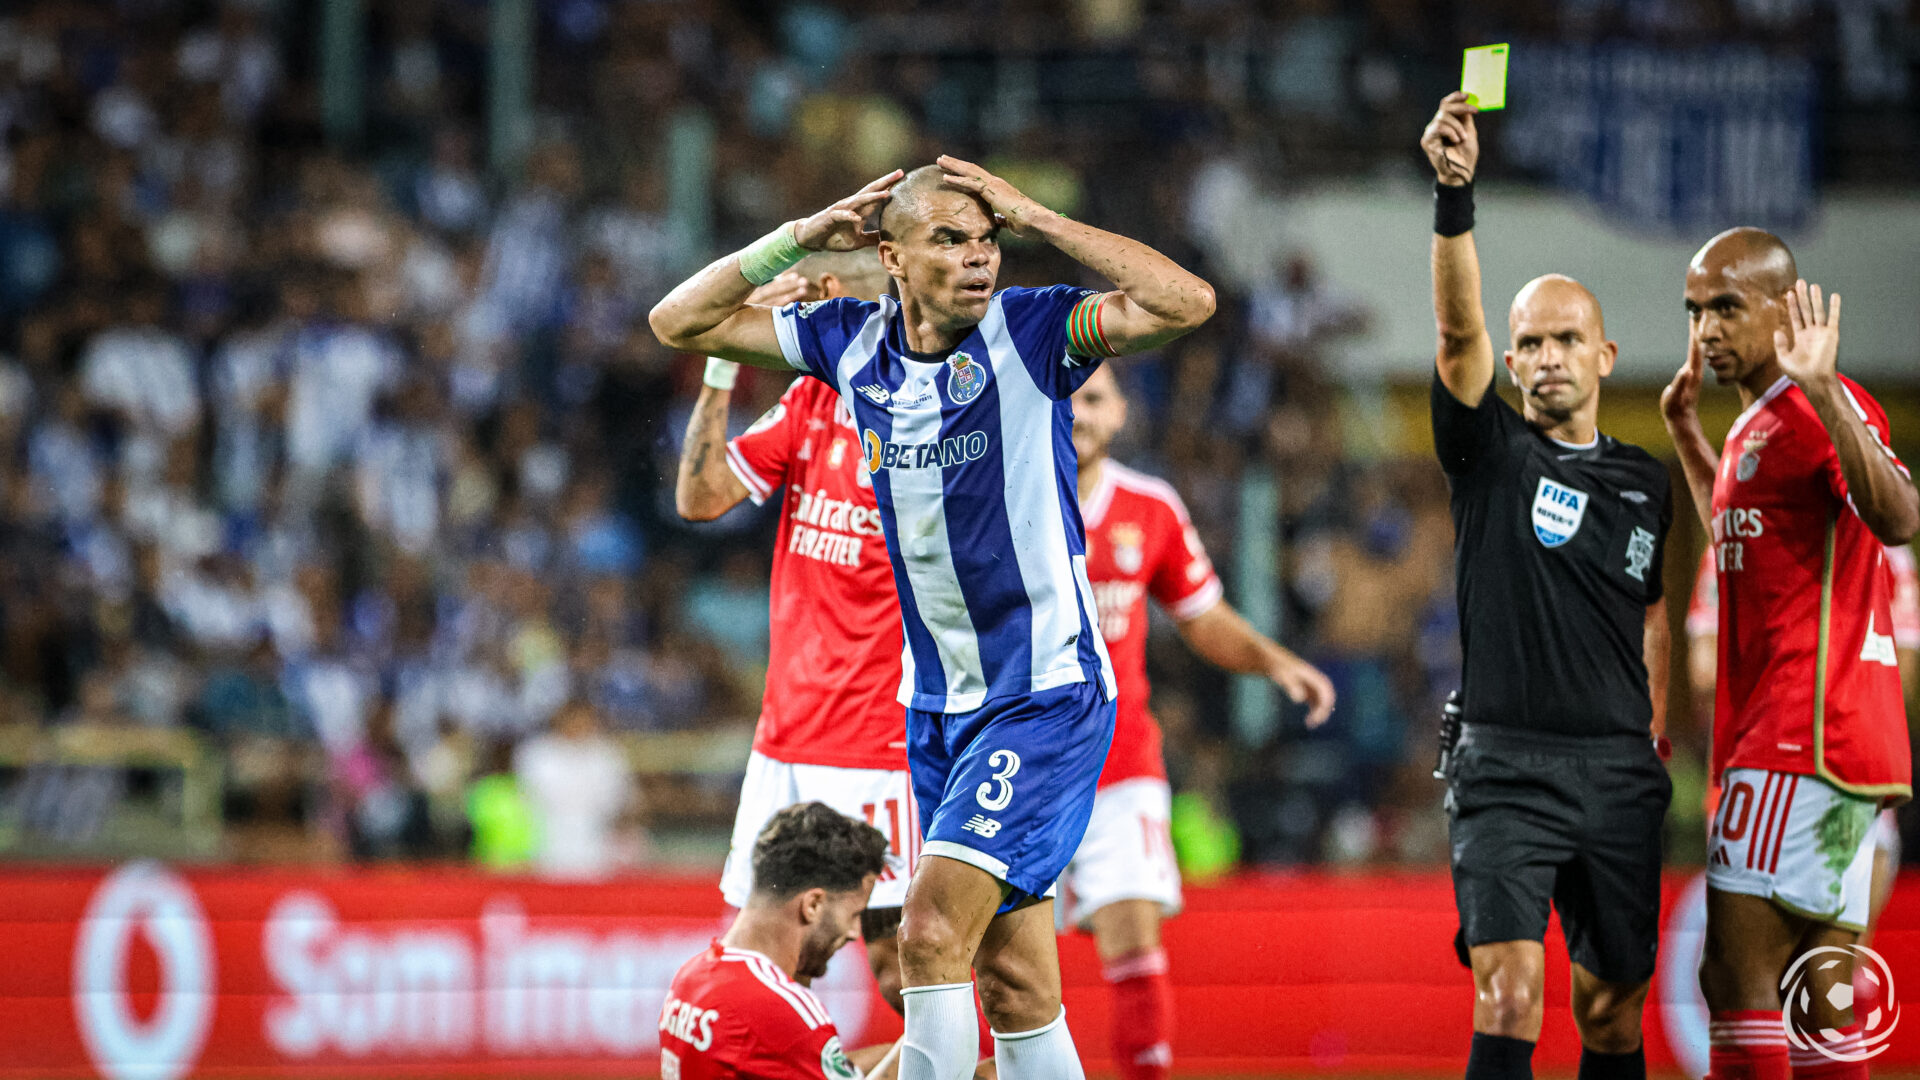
[900,982,979,1080]
[993,1006,1085,1080]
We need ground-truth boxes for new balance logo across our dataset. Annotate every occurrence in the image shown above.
[962,815,1002,838]
[856,384,891,406]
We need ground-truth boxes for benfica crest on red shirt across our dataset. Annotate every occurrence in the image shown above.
[1737,430,1769,483]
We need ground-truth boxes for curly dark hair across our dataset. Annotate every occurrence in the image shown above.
[750,802,891,900]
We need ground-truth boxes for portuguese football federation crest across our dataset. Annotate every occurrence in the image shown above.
[948,351,987,404]
[1624,526,1656,582]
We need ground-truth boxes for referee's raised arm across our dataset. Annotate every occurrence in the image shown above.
[1423,92,1493,407]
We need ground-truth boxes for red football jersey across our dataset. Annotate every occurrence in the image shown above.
[1686,549,1720,641]
[659,941,855,1080]
[728,379,905,770]
[1707,375,1912,800]
[1888,545,1920,650]
[1690,544,1920,648]
[1082,461,1224,786]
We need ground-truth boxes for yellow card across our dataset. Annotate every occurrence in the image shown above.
[1461,44,1509,111]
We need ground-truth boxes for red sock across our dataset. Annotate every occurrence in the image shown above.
[1710,1010,1790,1080]
[1105,948,1174,1080]
[1789,1024,1872,1079]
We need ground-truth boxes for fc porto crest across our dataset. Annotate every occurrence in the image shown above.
[1736,430,1768,482]
[947,350,987,404]
[1532,477,1589,548]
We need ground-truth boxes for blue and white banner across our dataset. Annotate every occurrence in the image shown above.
[1504,44,1817,232]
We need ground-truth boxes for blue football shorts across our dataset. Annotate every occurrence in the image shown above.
[907,680,1116,910]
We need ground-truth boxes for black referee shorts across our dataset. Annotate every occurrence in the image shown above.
[1447,723,1671,985]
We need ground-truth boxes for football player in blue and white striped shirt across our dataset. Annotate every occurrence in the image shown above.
[651,158,1215,1080]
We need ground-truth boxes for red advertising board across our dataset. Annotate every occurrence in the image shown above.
[1,863,1915,1078]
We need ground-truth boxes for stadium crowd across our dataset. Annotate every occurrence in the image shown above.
[0,0,1905,872]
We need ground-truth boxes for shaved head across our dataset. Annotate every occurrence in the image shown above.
[875,163,1002,332]
[1690,227,1797,298]
[1685,227,1799,389]
[880,164,984,241]
[1503,272,1616,428]
[795,248,889,302]
[1510,274,1605,339]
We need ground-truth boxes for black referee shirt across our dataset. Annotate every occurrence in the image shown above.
[1433,373,1672,738]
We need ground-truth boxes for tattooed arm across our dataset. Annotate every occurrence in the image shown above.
[674,383,751,521]
[673,273,815,522]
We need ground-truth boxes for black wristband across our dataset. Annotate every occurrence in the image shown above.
[1434,180,1475,237]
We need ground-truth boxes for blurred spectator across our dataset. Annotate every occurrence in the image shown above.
[199,638,302,741]
[1170,741,1242,885]
[414,128,488,236]
[78,284,200,440]
[332,699,435,860]
[684,550,771,670]
[513,700,642,878]
[467,739,537,871]
[1223,253,1367,435]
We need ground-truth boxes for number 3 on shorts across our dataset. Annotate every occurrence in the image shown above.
[976,750,1021,811]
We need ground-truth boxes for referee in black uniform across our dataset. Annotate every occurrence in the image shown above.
[1422,94,1674,1080]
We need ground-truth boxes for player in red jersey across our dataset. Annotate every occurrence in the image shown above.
[676,251,915,1012]
[661,802,899,1080]
[1663,228,1919,1079]
[1061,365,1335,1080]
[1687,547,1920,944]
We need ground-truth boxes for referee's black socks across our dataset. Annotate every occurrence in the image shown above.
[1467,1032,1535,1079]
[1577,1044,1645,1080]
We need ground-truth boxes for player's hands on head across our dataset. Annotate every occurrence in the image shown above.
[795,170,901,253]
[1774,278,1842,389]
[1421,92,1480,186]
[1273,654,1337,729]
[936,155,1051,237]
[1661,338,1705,427]
[745,271,817,308]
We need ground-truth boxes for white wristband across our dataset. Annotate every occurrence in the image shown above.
[704,357,740,391]
[739,221,806,286]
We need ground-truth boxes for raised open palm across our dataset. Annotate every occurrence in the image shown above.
[1775,278,1842,388]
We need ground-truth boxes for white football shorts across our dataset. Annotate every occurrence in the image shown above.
[1708,768,1879,931]
[1872,807,1901,865]
[1057,777,1183,930]
[720,750,918,910]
